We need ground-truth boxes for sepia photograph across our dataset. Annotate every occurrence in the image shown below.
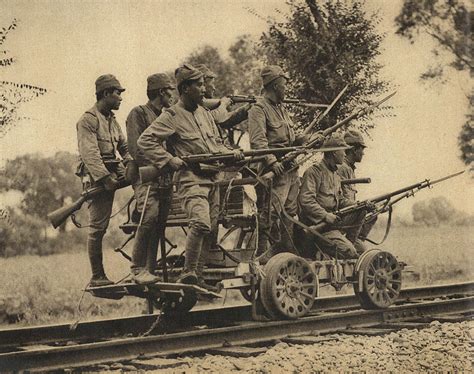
[0,0,472,372]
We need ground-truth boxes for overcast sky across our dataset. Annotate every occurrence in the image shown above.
[1,0,472,215]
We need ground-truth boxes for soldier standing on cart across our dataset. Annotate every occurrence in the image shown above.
[247,65,308,264]
[76,74,132,287]
[126,73,175,284]
[138,64,243,286]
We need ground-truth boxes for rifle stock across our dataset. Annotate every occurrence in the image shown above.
[47,179,130,229]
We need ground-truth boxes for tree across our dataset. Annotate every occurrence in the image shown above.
[260,0,391,131]
[395,0,473,166]
[0,152,82,230]
[185,34,263,97]
[0,19,47,137]
[412,196,459,226]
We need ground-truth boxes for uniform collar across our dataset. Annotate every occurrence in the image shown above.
[344,156,356,170]
[91,104,115,120]
[322,158,338,172]
[145,101,162,116]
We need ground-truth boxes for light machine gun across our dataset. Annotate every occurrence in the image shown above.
[312,170,465,232]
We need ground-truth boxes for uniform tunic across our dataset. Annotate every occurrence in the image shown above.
[337,158,357,201]
[138,100,230,234]
[298,159,362,258]
[76,104,131,234]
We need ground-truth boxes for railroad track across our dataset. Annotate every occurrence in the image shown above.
[0,281,472,371]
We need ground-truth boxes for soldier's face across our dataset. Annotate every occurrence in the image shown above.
[204,77,216,98]
[354,145,365,162]
[273,77,287,102]
[186,78,206,105]
[333,149,345,164]
[106,89,123,110]
[161,88,174,108]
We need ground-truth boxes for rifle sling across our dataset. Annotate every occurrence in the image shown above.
[364,206,393,246]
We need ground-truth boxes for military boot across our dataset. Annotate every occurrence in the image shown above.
[132,268,160,285]
[177,228,202,285]
[88,237,113,287]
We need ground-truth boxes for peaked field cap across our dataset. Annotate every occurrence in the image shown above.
[175,63,204,86]
[261,65,289,86]
[95,74,125,94]
[344,129,367,147]
[147,73,174,91]
[195,64,217,78]
[323,133,351,149]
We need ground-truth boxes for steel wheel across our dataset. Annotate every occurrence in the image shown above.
[354,249,402,309]
[260,253,318,319]
[158,290,197,315]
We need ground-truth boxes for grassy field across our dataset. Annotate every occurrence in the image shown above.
[0,225,471,326]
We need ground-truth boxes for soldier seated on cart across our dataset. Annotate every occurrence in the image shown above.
[297,134,372,259]
[138,64,243,287]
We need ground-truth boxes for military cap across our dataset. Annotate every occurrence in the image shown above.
[261,65,289,87]
[147,73,174,91]
[175,64,203,86]
[95,74,125,94]
[323,133,352,149]
[344,129,367,147]
[195,64,217,78]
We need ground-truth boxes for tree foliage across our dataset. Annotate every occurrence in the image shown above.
[0,19,47,137]
[185,34,263,97]
[260,0,390,131]
[0,152,82,224]
[412,196,472,226]
[395,0,473,166]
[395,0,472,80]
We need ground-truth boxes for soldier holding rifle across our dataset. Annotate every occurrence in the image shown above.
[137,64,243,286]
[248,65,309,263]
[76,74,132,287]
[337,129,377,241]
[125,73,174,285]
[298,134,371,259]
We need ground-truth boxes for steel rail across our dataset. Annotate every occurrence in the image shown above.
[1,295,472,371]
[0,281,472,349]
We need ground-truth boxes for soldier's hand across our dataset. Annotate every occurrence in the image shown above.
[220,97,233,109]
[325,213,340,225]
[308,132,325,147]
[271,161,285,176]
[168,157,186,171]
[232,148,245,161]
[103,175,120,191]
[366,201,377,212]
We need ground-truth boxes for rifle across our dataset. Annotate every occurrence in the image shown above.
[313,170,465,232]
[47,179,130,229]
[139,145,348,184]
[261,91,398,180]
[341,178,371,185]
[229,95,329,108]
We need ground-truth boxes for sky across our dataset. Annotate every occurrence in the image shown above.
[0,0,472,216]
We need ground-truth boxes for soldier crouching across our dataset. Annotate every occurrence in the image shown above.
[298,134,367,259]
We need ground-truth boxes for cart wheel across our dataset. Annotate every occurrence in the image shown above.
[158,290,197,315]
[240,287,257,303]
[353,249,402,309]
[259,252,318,319]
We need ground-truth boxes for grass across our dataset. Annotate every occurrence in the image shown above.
[0,226,472,326]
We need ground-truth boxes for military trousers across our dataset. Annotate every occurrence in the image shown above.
[178,180,220,272]
[256,170,300,255]
[131,181,173,272]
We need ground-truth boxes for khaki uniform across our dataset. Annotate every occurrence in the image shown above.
[138,100,230,273]
[76,104,131,277]
[126,102,173,272]
[298,159,365,258]
[337,158,376,241]
[248,97,305,254]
